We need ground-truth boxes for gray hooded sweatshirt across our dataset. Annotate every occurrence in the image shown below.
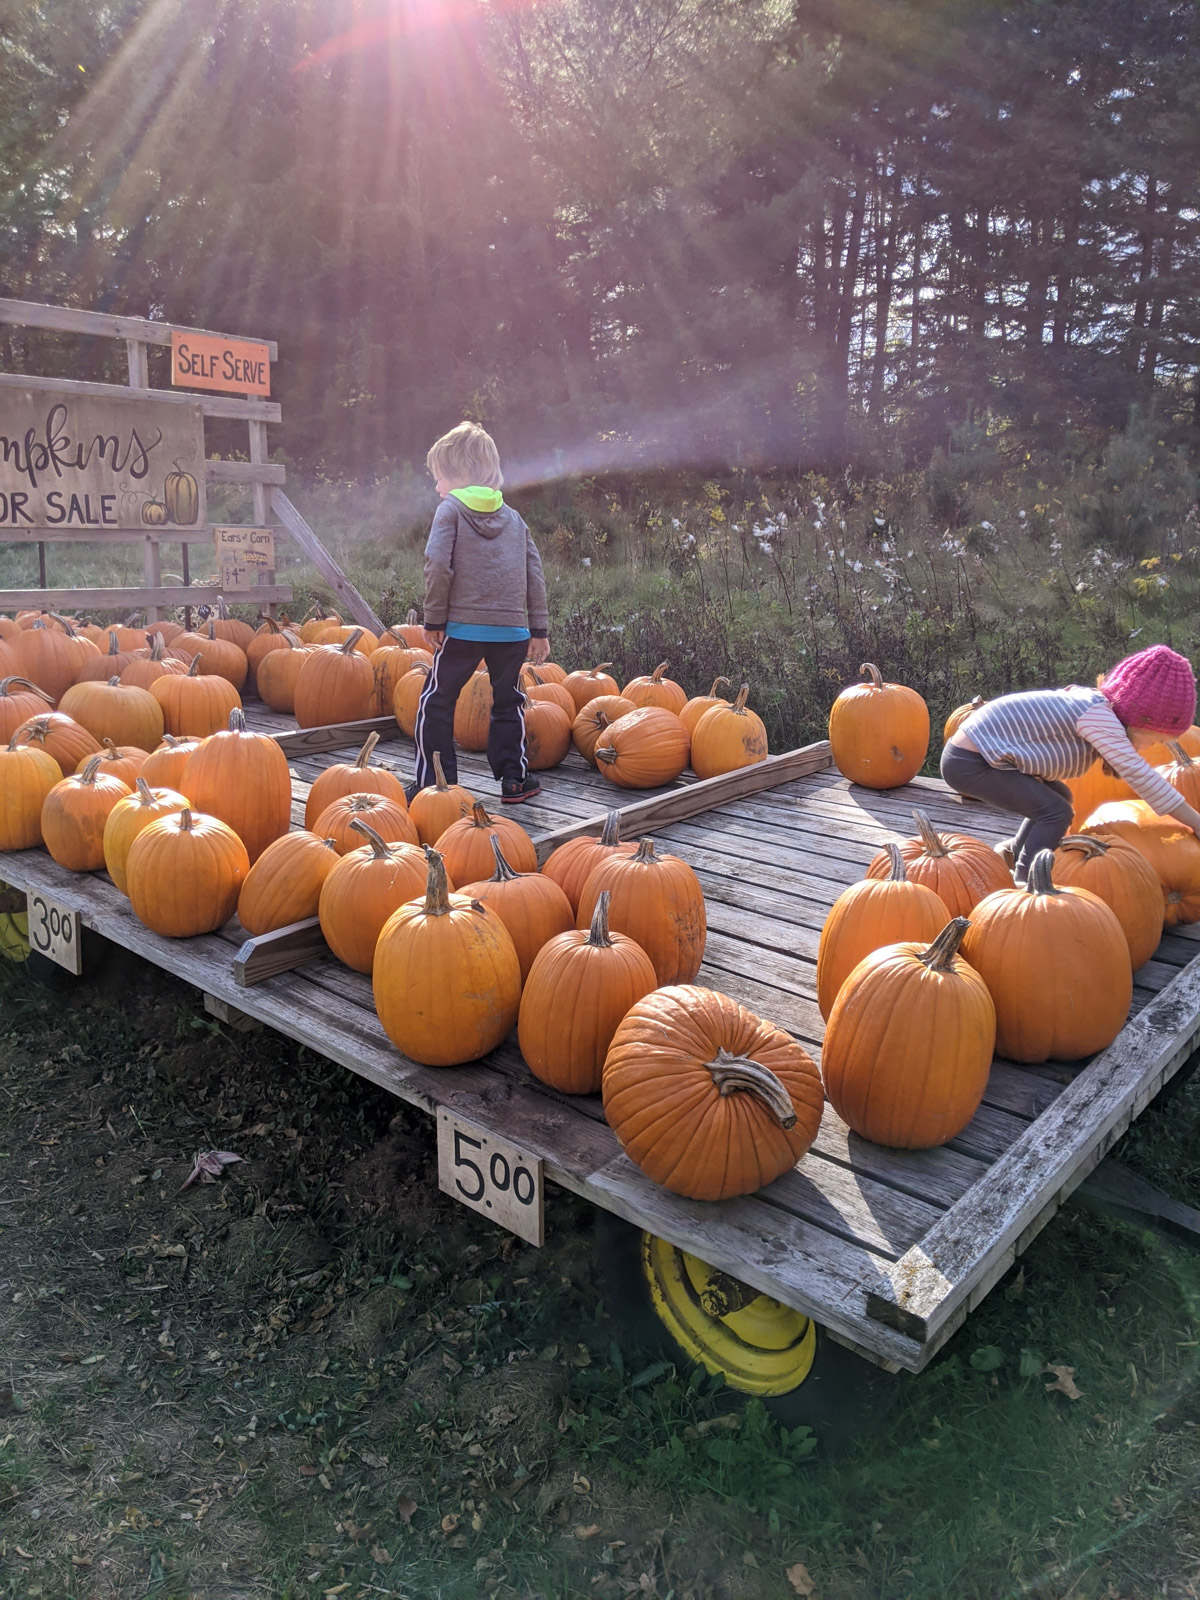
[422,488,549,636]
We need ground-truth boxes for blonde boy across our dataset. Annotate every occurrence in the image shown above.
[411,422,550,804]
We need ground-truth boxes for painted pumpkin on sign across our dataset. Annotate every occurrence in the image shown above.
[164,466,200,526]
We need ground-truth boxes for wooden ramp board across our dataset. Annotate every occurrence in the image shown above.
[5,711,1199,1374]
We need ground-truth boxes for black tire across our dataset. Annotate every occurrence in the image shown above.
[593,1210,903,1449]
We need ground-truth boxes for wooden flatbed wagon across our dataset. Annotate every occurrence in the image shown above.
[6,708,1200,1400]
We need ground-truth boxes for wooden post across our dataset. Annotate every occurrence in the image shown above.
[271,489,386,634]
[142,536,163,623]
[248,418,276,619]
[125,338,149,390]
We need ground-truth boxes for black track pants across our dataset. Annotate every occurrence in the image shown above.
[412,637,529,788]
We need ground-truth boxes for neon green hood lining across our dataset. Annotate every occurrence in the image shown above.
[450,486,504,512]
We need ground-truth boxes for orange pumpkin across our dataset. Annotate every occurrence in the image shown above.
[943,694,986,743]
[1083,799,1200,926]
[1066,760,1134,830]
[576,836,706,985]
[12,618,95,703]
[572,695,637,766]
[816,841,948,1019]
[125,807,250,937]
[151,655,242,738]
[294,631,374,728]
[1052,833,1163,970]
[102,779,189,895]
[298,605,343,643]
[209,597,255,652]
[0,677,54,742]
[520,666,575,719]
[434,800,537,885]
[372,847,522,1066]
[690,684,768,779]
[382,610,428,648]
[822,918,996,1147]
[523,699,572,770]
[120,634,186,691]
[541,809,637,914]
[1156,741,1200,810]
[393,663,432,737]
[961,850,1132,1061]
[603,986,824,1200]
[303,731,408,830]
[236,830,342,937]
[12,711,102,775]
[58,676,164,751]
[77,738,147,790]
[41,754,132,871]
[1139,726,1200,769]
[314,623,379,655]
[459,834,575,983]
[313,790,419,854]
[563,662,620,713]
[680,677,732,740]
[178,707,291,864]
[622,660,687,716]
[318,819,430,973]
[0,736,63,850]
[865,808,1013,916]
[172,623,248,690]
[73,629,138,683]
[594,706,690,789]
[408,751,474,846]
[245,617,295,692]
[828,662,930,789]
[518,890,660,1094]
[256,631,313,714]
[369,644,433,716]
[139,735,201,790]
[453,671,493,752]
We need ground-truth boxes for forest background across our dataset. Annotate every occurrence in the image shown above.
[3,0,1200,746]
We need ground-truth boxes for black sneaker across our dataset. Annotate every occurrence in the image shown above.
[500,776,542,804]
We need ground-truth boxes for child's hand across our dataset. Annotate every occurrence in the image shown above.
[424,628,445,651]
[527,636,551,666]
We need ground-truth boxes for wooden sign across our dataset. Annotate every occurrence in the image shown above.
[172,330,271,396]
[437,1110,544,1246]
[214,525,275,589]
[26,889,82,974]
[0,386,206,532]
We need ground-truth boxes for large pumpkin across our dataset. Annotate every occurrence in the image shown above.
[74,629,138,683]
[572,695,637,766]
[151,655,242,738]
[41,755,132,872]
[77,738,148,790]
[384,610,427,648]
[828,662,930,789]
[12,618,94,703]
[237,829,342,937]
[172,623,248,690]
[1051,833,1163,970]
[434,800,537,885]
[520,667,575,720]
[313,790,419,854]
[821,918,996,1147]
[256,632,313,714]
[1083,799,1200,927]
[245,617,294,694]
[518,891,658,1094]
[58,676,164,752]
[318,819,430,974]
[816,841,948,1019]
[314,623,380,655]
[369,644,432,716]
[393,663,432,736]
[1156,742,1200,810]
[680,677,731,740]
[0,677,54,742]
[303,730,408,829]
[563,662,620,713]
[602,986,824,1200]
[622,661,687,716]
[865,808,1012,916]
[541,809,638,914]
[459,834,575,983]
[594,706,690,789]
[102,779,189,895]
[126,807,249,937]
[179,707,292,864]
[298,605,342,644]
[961,850,1132,1061]
[120,634,186,692]
[294,631,374,728]
[139,735,200,790]
[690,685,768,779]
[12,711,101,775]
[408,751,474,846]
[0,736,63,850]
[372,847,522,1066]
[1066,760,1134,830]
[209,597,255,652]
[576,836,706,985]
[523,699,572,770]
[453,671,493,752]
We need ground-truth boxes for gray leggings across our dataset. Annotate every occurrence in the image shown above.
[940,743,1073,879]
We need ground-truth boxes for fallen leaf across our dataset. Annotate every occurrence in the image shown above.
[370,1544,391,1564]
[323,1587,349,1597]
[396,1495,417,1525]
[787,1561,817,1596]
[574,1524,601,1540]
[179,1151,244,1191]
[441,1513,460,1534]
[299,1465,317,1477]
[1043,1365,1083,1400]
[15,1547,34,1559]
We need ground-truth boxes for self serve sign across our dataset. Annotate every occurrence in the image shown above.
[171,330,271,396]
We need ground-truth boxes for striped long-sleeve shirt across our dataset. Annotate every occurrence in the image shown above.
[960,686,1183,815]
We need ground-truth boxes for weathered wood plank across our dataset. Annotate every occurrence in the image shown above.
[0,524,237,545]
[205,459,287,486]
[271,489,386,634]
[0,368,280,422]
[270,716,404,758]
[0,585,292,611]
[866,957,1200,1343]
[0,296,279,358]
[234,917,328,986]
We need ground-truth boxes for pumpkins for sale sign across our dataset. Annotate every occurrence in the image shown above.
[0,386,206,532]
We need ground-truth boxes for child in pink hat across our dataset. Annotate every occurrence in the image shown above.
[942,645,1200,886]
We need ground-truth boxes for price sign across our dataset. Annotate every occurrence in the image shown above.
[437,1111,544,1246]
[27,891,82,974]
[213,525,275,590]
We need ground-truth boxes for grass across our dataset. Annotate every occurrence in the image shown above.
[2,954,1200,1599]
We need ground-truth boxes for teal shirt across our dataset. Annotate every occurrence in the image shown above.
[446,622,530,642]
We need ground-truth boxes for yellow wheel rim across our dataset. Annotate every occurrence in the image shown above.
[0,882,29,962]
[641,1233,817,1397]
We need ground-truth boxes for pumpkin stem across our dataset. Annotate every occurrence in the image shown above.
[730,684,750,714]
[340,629,364,655]
[217,596,231,619]
[918,917,971,972]
[488,834,520,882]
[353,731,380,769]
[599,809,623,848]
[179,807,195,833]
[349,818,392,859]
[101,738,119,756]
[135,777,155,803]
[106,630,120,655]
[650,661,669,683]
[592,662,613,674]
[632,837,658,864]
[469,799,495,829]
[1167,740,1193,766]
[206,621,217,639]
[422,845,452,915]
[78,754,103,785]
[707,676,731,698]
[432,750,449,791]
[228,708,247,734]
[1026,849,1061,896]
[1058,834,1109,860]
[586,890,614,947]
[704,1048,798,1131]
[186,654,203,677]
[912,809,948,858]
[148,634,165,661]
[595,745,618,766]
[860,662,884,688]
[882,841,908,881]
[405,608,419,626]
[0,677,53,705]
[107,675,121,687]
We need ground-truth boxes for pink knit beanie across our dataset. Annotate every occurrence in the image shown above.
[1100,645,1196,735]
